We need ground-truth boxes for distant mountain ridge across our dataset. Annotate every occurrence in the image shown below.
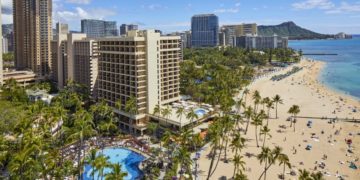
[258,21,333,40]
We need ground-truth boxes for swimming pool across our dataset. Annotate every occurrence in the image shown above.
[83,147,146,180]
[195,108,207,117]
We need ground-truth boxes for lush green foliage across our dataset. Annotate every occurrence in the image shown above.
[0,81,126,179]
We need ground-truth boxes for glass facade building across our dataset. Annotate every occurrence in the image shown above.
[81,19,118,38]
[191,14,219,47]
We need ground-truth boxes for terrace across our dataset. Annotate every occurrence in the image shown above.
[148,100,216,131]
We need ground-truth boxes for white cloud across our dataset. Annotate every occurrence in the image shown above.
[292,0,334,10]
[54,7,116,28]
[325,2,360,14]
[1,0,13,14]
[214,8,239,13]
[65,0,91,4]
[143,4,167,10]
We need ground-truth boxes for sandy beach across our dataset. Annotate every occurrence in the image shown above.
[198,59,360,180]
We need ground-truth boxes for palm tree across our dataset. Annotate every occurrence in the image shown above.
[85,149,98,180]
[153,104,161,118]
[115,99,122,110]
[272,95,283,119]
[265,100,274,126]
[94,154,110,180]
[161,106,172,128]
[251,110,265,147]
[257,146,283,180]
[161,130,173,148]
[230,132,246,178]
[299,169,311,180]
[174,147,192,179]
[186,108,198,130]
[206,121,222,180]
[176,106,185,130]
[147,122,158,138]
[288,105,300,131]
[243,88,250,108]
[252,90,261,113]
[278,153,291,180]
[260,126,272,148]
[310,171,325,180]
[105,163,128,180]
[244,106,253,135]
[233,155,246,179]
[257,147,272,180]
[125,96,138,134]
[66,109,96,179]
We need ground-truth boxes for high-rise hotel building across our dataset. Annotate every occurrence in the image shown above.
[96,30,181,134]
[52,23,98,95]
[13,0,53,77]
[221,24,258,47]
[191,14,219,47]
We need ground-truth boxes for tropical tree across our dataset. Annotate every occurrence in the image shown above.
[243,88,250,108]
[147,122,158,138]
[260,126,272,148]
[174,147,192,180]
[310,171,325,180]
[244,106,253,135]
[125,96,138,134]
[66,109,96,179]
[252,90,261,113]
[105,163,128,180]
[153,104,161,118]
[206,120,222,180]
[278,153,291,180]
[298,169,311,180]
[186,108,198,130]
[176,106,186,130]
[94,154,110,180]
[251,110,265,147]
[85,149,98,180]
[272,95,283,119]
[288,105,300,131]
[257,147,272,180]
[265,100,274,126]
[161,106,172,127]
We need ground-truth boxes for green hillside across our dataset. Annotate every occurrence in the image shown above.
[258,21,333,40]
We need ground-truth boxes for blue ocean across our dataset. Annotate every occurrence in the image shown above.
[289,37,360,100]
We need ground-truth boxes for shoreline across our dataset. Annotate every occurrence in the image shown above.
[306,58,360,116]
[198,58,360,180]
[316,60,360,103]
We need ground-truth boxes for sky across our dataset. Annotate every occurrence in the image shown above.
[1,0,360,34]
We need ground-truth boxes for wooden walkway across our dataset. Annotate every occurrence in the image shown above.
[296,116,360,122]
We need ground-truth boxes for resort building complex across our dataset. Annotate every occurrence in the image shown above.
[191,14,219,47]
[236,34,288,49]
[51,23,98,95]
[13,0,53,77]
[81,19,118,38]
[221,24,258,47]
[96,30,182,134]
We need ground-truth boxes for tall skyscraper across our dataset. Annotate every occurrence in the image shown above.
[81,19,118,38]
[96,30,181,135]
[191,14,219,47]
[0,5,3,86]
[13,0,53,77]
[120,24,138,36]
